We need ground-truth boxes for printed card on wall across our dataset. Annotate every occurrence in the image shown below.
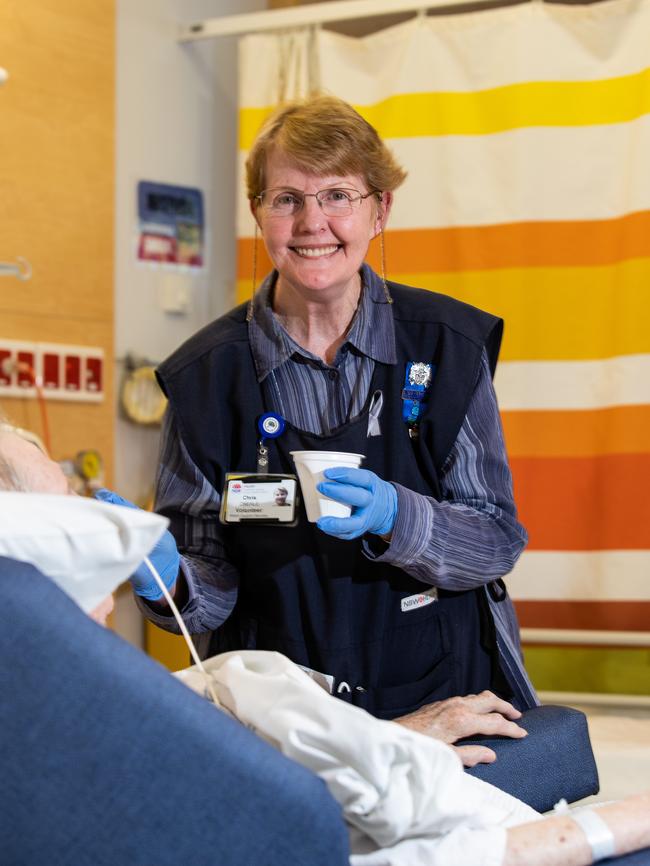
[137,181,204,268]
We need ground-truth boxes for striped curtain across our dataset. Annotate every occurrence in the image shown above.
[237,0,650,695]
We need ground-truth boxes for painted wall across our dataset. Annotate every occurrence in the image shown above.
[115,0,266,505]
[114,0,265,648]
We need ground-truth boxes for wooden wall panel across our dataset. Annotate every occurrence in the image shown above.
[0,1,115,477]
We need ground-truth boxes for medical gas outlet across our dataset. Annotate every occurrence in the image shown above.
[0,339,104,402]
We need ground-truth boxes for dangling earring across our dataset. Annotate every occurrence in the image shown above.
[246,220,259,323]
[379,228,393,304]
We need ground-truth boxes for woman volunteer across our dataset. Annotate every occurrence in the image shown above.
[144,95,537,726]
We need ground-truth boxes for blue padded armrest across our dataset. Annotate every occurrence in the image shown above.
[606,850,650,865]
[463,704,600,813]
[463,708,650,861]
[0,557,349,866]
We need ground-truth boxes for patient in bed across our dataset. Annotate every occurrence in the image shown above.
[0,419,649,866]
[0,420,113,624]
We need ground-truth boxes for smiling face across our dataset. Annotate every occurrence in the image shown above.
[253,149,391,306]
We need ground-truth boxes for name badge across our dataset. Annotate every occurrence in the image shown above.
[400,588,438,613]
[220,473,298,525]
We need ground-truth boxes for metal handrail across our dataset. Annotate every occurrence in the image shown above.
[521,628,650,648]
[0,258,32,280]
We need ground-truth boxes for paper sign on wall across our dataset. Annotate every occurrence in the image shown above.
[137,181,204,268]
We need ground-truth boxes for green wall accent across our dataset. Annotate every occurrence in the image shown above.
[523,645,650,695]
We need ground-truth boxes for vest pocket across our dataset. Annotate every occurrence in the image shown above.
[365,658,455,720]
[366,608,455,719]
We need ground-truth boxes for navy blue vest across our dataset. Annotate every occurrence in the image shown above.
[158,281,510,719]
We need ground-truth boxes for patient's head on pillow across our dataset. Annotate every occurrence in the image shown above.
[0,423,113,623]
[0,424,71,495]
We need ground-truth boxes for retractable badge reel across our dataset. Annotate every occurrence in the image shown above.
[257,412,284,472]
[219,413,299,526]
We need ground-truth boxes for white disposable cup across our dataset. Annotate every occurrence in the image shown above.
[291,450,364,523]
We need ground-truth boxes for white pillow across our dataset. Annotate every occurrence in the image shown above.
[0,492,168,613]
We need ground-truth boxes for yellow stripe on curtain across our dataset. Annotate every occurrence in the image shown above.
[240,65,650,147]
[238,233,650,361]
[237,0,650,694]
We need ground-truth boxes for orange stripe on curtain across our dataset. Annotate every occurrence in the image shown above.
[502,406,650,458]
[239,241,273,281]
[511,453,650,550]
[515,600,650,633]
[371,215,650,272]
[237,211,650,277]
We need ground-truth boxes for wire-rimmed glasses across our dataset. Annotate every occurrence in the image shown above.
[255,187,380,218]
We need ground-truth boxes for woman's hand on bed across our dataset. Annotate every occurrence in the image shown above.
[394,691,527,767]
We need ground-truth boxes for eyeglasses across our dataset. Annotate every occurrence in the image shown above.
[255,187,381,218]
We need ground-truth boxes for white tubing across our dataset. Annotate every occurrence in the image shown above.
[143,556,221,708]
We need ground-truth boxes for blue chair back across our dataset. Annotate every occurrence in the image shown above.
[0,557,349,866]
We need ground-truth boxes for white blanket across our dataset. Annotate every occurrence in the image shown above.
[177,650,540,866]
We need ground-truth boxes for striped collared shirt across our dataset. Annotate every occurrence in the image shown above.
[248,265,395,435]
[149,264,537,708]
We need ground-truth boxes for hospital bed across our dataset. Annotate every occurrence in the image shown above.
[1,555,648,865]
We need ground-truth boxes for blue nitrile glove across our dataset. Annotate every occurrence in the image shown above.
[94,488,180,601]
[316,467,398,541]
